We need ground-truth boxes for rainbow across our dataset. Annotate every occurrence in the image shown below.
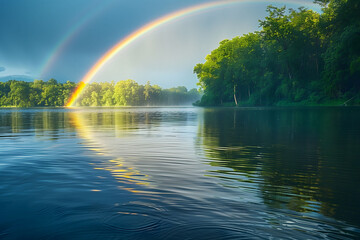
[66,0,317,107]
[39,0,117,79]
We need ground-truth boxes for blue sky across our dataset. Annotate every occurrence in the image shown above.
[0,0,319,88]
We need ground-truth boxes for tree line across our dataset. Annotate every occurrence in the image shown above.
[194,0,360,106]
[0,79,200,107]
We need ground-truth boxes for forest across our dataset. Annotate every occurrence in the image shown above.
[0,79,200,107]
[1,0,359,108]
[194,0,360,106]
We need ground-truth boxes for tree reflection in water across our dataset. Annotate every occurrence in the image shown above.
[197,107,360,226]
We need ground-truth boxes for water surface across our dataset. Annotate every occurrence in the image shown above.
[0,107,359,239]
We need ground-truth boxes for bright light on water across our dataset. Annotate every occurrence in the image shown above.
[0,107,359,239]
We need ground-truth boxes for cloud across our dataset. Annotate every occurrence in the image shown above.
[0,67,5,72]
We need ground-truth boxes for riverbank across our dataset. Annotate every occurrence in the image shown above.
[193,98,360,107]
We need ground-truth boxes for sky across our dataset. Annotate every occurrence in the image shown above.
[0,0,319,89]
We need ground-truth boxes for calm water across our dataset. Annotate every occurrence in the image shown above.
[0,107,360,239]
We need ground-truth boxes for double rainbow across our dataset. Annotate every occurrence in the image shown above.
[66,0,315,107]
[40,1,117,79]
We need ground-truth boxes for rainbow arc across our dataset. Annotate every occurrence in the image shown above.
[66,0,316,107]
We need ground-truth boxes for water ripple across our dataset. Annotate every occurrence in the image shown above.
[103,202,166,232]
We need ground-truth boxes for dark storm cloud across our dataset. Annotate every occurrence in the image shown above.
[0,0,198,81]
[0,0,120,73]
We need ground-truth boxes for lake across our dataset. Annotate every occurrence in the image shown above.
[0,107,359,239]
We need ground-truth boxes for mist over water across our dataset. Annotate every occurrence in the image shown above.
[0,107,359,239]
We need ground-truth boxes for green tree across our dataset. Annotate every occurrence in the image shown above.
[9,81,31,107]
[113,80,141,106]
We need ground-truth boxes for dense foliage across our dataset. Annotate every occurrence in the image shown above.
[0,79,75,107]
[0,79,200,107]
[194,0,360,106]
[76,80,200,106]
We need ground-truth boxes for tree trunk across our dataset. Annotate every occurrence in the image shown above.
[248,85,251,99]
[288,71,292,80]
[287,61,293,80]
[233,85,238,106]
